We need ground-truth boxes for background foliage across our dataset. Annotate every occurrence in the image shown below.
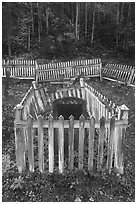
[2,2,135,60]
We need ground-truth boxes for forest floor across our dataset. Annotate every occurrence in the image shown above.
[2,62,135,202]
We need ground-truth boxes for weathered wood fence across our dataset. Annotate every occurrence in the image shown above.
[17,79,129,122]
[14,78,129,175]
[2,59,102,81]
[2,59,135,87]
[14,111,128,175]
[2,59,36,78]
[35,59,102,82]
[102,63,135,86]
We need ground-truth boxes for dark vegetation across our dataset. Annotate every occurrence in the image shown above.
[3,2,135,62]
[2,2,135,202]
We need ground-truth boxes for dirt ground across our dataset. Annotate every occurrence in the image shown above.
[2,77,135,202]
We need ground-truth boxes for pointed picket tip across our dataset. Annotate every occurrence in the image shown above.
[48,114,53,124]
[38,114,44,121]
[69,115,74,120]
[59,115,64,121]
[89,115,95,120]
[28,113,33,119]
[79,115,85,122]
[28,114,33,122]
[49,114,53,120]
[90,115,95,121]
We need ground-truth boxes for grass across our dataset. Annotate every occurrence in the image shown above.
[2,77,135,202]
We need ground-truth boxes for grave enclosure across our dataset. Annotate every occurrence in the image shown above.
[2,58,130,175]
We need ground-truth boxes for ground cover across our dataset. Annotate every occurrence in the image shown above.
[2,77,135,202]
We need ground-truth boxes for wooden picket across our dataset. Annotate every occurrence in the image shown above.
[69,115,74,170]
[14,112,128,175]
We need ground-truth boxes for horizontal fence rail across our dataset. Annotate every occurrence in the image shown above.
[102,63,135,86]
[37,59,101,70]
[14,113,128,174]
[36,58,102,82]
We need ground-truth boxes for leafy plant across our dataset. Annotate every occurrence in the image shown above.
[2,154,16,174]
[10,176,25,190]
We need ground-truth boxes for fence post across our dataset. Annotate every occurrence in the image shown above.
[114,126,125,175]
[115,104,128,175]
[14,104,26,173]
[99,60,102,81]
[117,104,129,122]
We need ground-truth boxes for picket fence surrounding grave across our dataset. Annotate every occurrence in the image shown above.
[14,113,128,175]
[17,78,129,122]
[14,78,129,175]
[102,63,135,86]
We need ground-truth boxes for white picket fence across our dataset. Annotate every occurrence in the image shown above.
[102,63,135,86]
[35,58,102,82]
[14,113,128,174]
[14,77,129,174]
[2,60,36,78]
[2,59,102,80]
[17,78,129,123]
[2,59,135,86]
